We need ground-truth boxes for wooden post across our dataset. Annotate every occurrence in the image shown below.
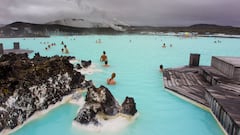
[13,42,20,49]
[189,53,200,67]
[0,43,3,54]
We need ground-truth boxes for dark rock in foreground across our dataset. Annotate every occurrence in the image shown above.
[74,85,137,125]
[0,53,89,132]
[121,97,137,115]
[0,53,137,132]
[81,60,92,68]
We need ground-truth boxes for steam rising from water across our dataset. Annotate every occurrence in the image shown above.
[65,0,129,29]
[65,0,111,22]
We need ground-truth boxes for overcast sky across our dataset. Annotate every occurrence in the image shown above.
[0,0,239,26]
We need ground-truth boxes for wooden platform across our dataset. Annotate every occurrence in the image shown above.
[163,67,210,106]
[206,84,240,125]
[163,65,240,135]
[3,49,33,54]
[212,56,240,81]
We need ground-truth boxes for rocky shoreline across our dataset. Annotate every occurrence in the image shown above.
[0,53,137,133]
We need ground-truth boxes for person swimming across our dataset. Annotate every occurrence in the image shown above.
[162,43,166,48]
[107,72,116,85]
[96,39,102,44]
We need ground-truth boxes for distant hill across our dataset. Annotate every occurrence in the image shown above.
[129,24,240,35]
[189,24,233,28]
[0,21,122,37]
[186,24,239,34]
[0,21,240,38]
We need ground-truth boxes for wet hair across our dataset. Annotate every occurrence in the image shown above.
[160,64,163,69]
[103,51,106,54]
[111,72,116,78]
[105,61,108,65]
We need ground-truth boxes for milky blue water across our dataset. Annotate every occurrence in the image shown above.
[1,35,240,135]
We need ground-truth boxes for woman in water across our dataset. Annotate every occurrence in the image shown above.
[107,72,116,85]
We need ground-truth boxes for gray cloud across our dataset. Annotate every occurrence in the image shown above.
[0,0,239,26]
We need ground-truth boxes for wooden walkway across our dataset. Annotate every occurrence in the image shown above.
[206,83,240,127]
[163,65,240,135]
[163,66,210,106]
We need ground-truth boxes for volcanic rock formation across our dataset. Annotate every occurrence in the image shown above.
[0,53,137,133]
[0,53,89,131]
[74,85,137,125]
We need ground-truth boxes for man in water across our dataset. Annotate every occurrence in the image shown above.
[100,51,108,62]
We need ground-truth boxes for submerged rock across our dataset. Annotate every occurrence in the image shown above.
[74,85,137,125]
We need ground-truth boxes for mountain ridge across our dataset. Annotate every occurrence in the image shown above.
[1,21,240,37]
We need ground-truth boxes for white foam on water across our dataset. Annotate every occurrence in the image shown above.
[72,113,139,133]
[69,89,86,106]
[75,64,103,75]
[69,59,80,65]
[1,94,73,135]
[69,58,103,75]
[69,95,85,107]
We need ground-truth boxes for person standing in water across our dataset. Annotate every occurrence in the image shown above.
[160,64,164,72]
[100,51,108,62]
[107,72,116,85]
[64,45,69,54]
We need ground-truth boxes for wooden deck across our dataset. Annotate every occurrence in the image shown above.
[3,49,33,54]
[206,83,240,127]
[163,65,240,135]
[163,66,210,107]
[212,56,240,81]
